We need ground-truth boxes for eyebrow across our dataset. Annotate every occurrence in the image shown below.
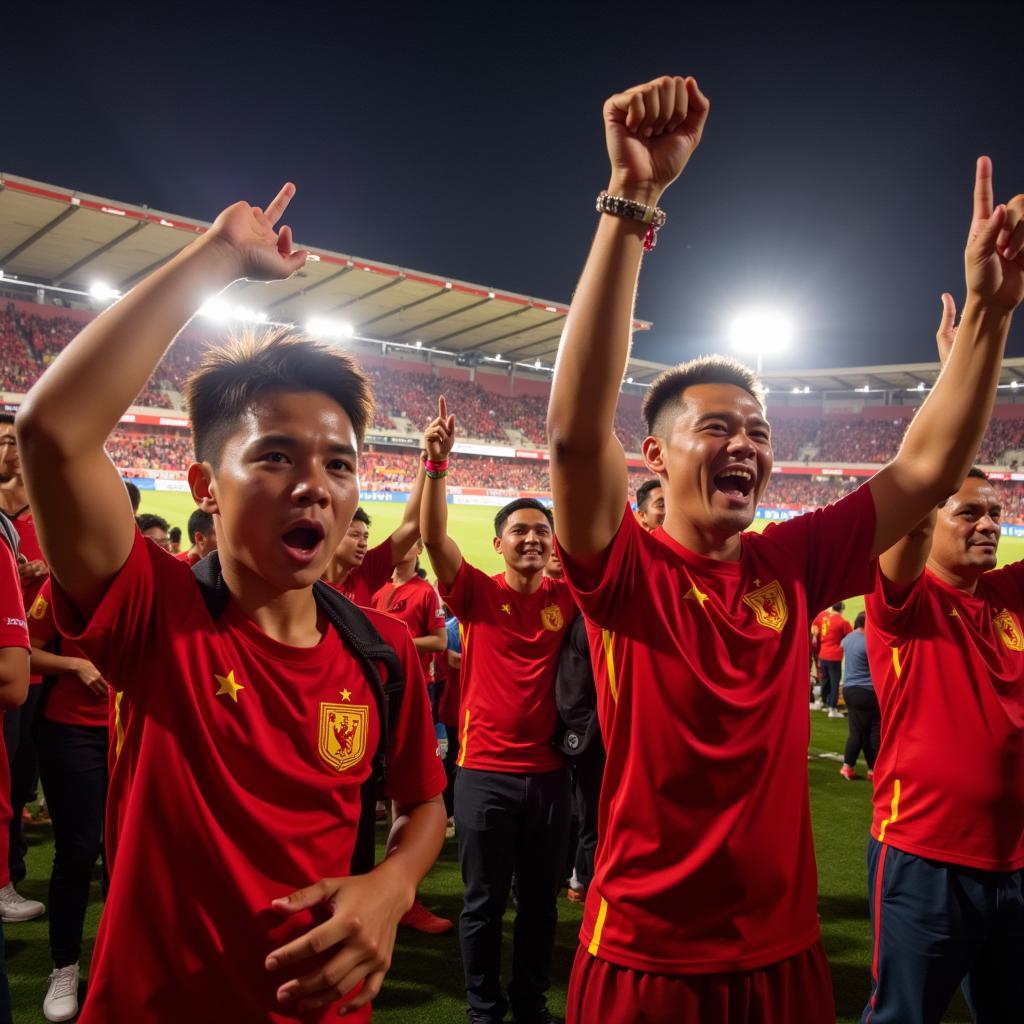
[250,434,357,457]
[694,412,770,430]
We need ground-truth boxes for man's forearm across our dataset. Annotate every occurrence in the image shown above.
[29,648,81,676]
[375,796,447,908]
[390,459,426,563]
[19,235,236,456]
[412,634,446,653]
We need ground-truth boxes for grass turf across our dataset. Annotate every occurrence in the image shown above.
[11,494,1018,1021]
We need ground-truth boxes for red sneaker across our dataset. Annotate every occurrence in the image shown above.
[839,765,859,781]
[566,887,585,904]
[399,899,454,935]
[867,769,875,781]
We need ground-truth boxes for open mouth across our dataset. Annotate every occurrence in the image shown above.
[281,521,326,560]
[713,468,755,500]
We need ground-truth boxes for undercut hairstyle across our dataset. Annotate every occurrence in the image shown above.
[831,602,844,612]
[641,355,766,438]
[938,466,989,508]
[123,480,142,513]
[137,513,169,535]
[184,327,374,468]
[494,498,554,537]
[352,507,371,527]
[0,413,13,426]
[854,611,866,630]
[636,479,662,511]
[187,508,215,542]
[169,526,182,544]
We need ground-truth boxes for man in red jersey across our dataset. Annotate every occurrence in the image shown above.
[0,522,31,1024]
[813,602,852,718]
[422,397,577,1024]
[546,74,1024,1024]
[176,507,217,565]
[16,183,447,1023]
[371,538,451,936]
[27,578,109,1022]
[324,462,427,605]
[634,478,665,531]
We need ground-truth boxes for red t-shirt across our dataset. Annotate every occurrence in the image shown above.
[815,610,851,661]
[11,511,47,605]
[52,531,446,1024]
[440,561,577,774]
[372,576,445,678]
[175,549,201,565]
[557,486,877,974]
[28,579,108,728]
[866,565,1024,871]
[332,538,394,607]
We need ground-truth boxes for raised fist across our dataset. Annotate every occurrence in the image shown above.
[424,397,456,462]
[205,183,308,283]
[604,76,710,205]
[964,157,1024,312]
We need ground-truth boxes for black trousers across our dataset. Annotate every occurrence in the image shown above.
[37,720,108,966]
[844,687,881,770]
[454,766,571,1021]
[820,659,842,710]
[570,743,605,890]
[442,723,460,818]
[3,683,44,882]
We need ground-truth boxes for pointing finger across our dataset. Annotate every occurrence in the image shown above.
[265,182,297,226]
[438,396,448,421]
[973,157,993,224]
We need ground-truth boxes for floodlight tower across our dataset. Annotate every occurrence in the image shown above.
[727,309,794,376]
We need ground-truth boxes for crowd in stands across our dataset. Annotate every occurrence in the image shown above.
[104,427,193,471]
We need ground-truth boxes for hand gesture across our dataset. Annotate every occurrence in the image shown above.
[424,397,456,461]
[17,559,47,584]
[73,659,108,697]
[265,873,410,1015]
[206,183,308,283]
[604,76,710,204]
[964,157,1024,312]
[935,292,957,367]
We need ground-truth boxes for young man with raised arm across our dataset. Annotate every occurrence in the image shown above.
[546,74,1024,1024]
[858,297,1024,1024]
[421,397,577,1024]
[16,184,447,1023]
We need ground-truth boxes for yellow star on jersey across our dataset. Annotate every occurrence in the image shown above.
[501,603,511,615]
[949,608,960,619]
[683,585,709,608]
[214,669,245,703]
[340,689,352,701]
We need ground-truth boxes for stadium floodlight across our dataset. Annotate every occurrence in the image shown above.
[414,340,422,349]
[89,281,121,302]
[726,308,794,375]
[232,306,267,324]
[306,317,355,340]
[1013,381,1020,390]
[198,297,231,323]
[626,376,634,384]
[534,359,542,369]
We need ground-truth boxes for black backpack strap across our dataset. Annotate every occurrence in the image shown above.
[0,510,20,560]
[191,551,231,620]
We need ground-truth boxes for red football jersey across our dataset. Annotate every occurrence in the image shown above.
[440,561,577,774]
[332,538,394,607]
[816,611,851,661]
[557,486,876,974]
[11,512,47,605]
[866,566,1024,871]
[372,576,445,677]
[175,549,201,565]
[52,531,446,1024]
[28,579,107,728]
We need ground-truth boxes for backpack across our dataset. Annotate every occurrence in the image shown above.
[191,552,405,876]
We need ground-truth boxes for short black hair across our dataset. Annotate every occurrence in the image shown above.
[187,508,214,542]
[641,355,765,438]
[123,479,141,513]
[0,413,14,427]
[169,526,182,544]
[938,466,989,508]
[137,513,169,534]
[636,479,662,511]
[854,611,866,630]
[494,498,553,537]
[831,602,844,612]
[352,507,371,527]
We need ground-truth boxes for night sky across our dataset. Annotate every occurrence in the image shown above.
[5,3,1023,370]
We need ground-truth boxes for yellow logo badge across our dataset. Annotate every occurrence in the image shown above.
[28,595,47,620]
[318,702,370,772]
[742,580,789,633]
[994,609,1024,652]
[540,605,565,632]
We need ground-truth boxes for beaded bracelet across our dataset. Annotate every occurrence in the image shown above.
[425,468,448,480]
[425,458,449,473]
[596,190,667,251]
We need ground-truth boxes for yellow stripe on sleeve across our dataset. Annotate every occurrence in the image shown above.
[456,708,470,768]
[601,630,619,704]
[878,779,901,842]
[587,896,609,956]
[114,691,125,759]
[891,646,902,678]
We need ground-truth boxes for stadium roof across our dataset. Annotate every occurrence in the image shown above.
[0,172,652,376]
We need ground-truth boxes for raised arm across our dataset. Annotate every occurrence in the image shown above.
[388,456,426,565]
[420,397,463,587]
[868,159,1024,558]
[16,186,307,615]
[547,76,709,559]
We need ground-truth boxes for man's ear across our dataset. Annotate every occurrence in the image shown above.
[492,535,502,554]
[188,462,218,515]
[642,435,666,475]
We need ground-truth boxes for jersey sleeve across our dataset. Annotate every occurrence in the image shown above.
[49,531,199,696]
[26,578,57,648]
[556,504,648,628]
[864,564,928,646]
[762,483,877,614]
[381,622,447,806]
[0,542,30,652]
[362,538,396,596]
[426,585,446,633]
[438,559,493,623]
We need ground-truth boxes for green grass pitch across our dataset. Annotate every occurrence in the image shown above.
[11,492,1019,1021]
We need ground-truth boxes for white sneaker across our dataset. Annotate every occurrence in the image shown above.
[43,962,79,1022]
[809,700,824,710]
[828,708,845,719]
[0,882,45,921]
